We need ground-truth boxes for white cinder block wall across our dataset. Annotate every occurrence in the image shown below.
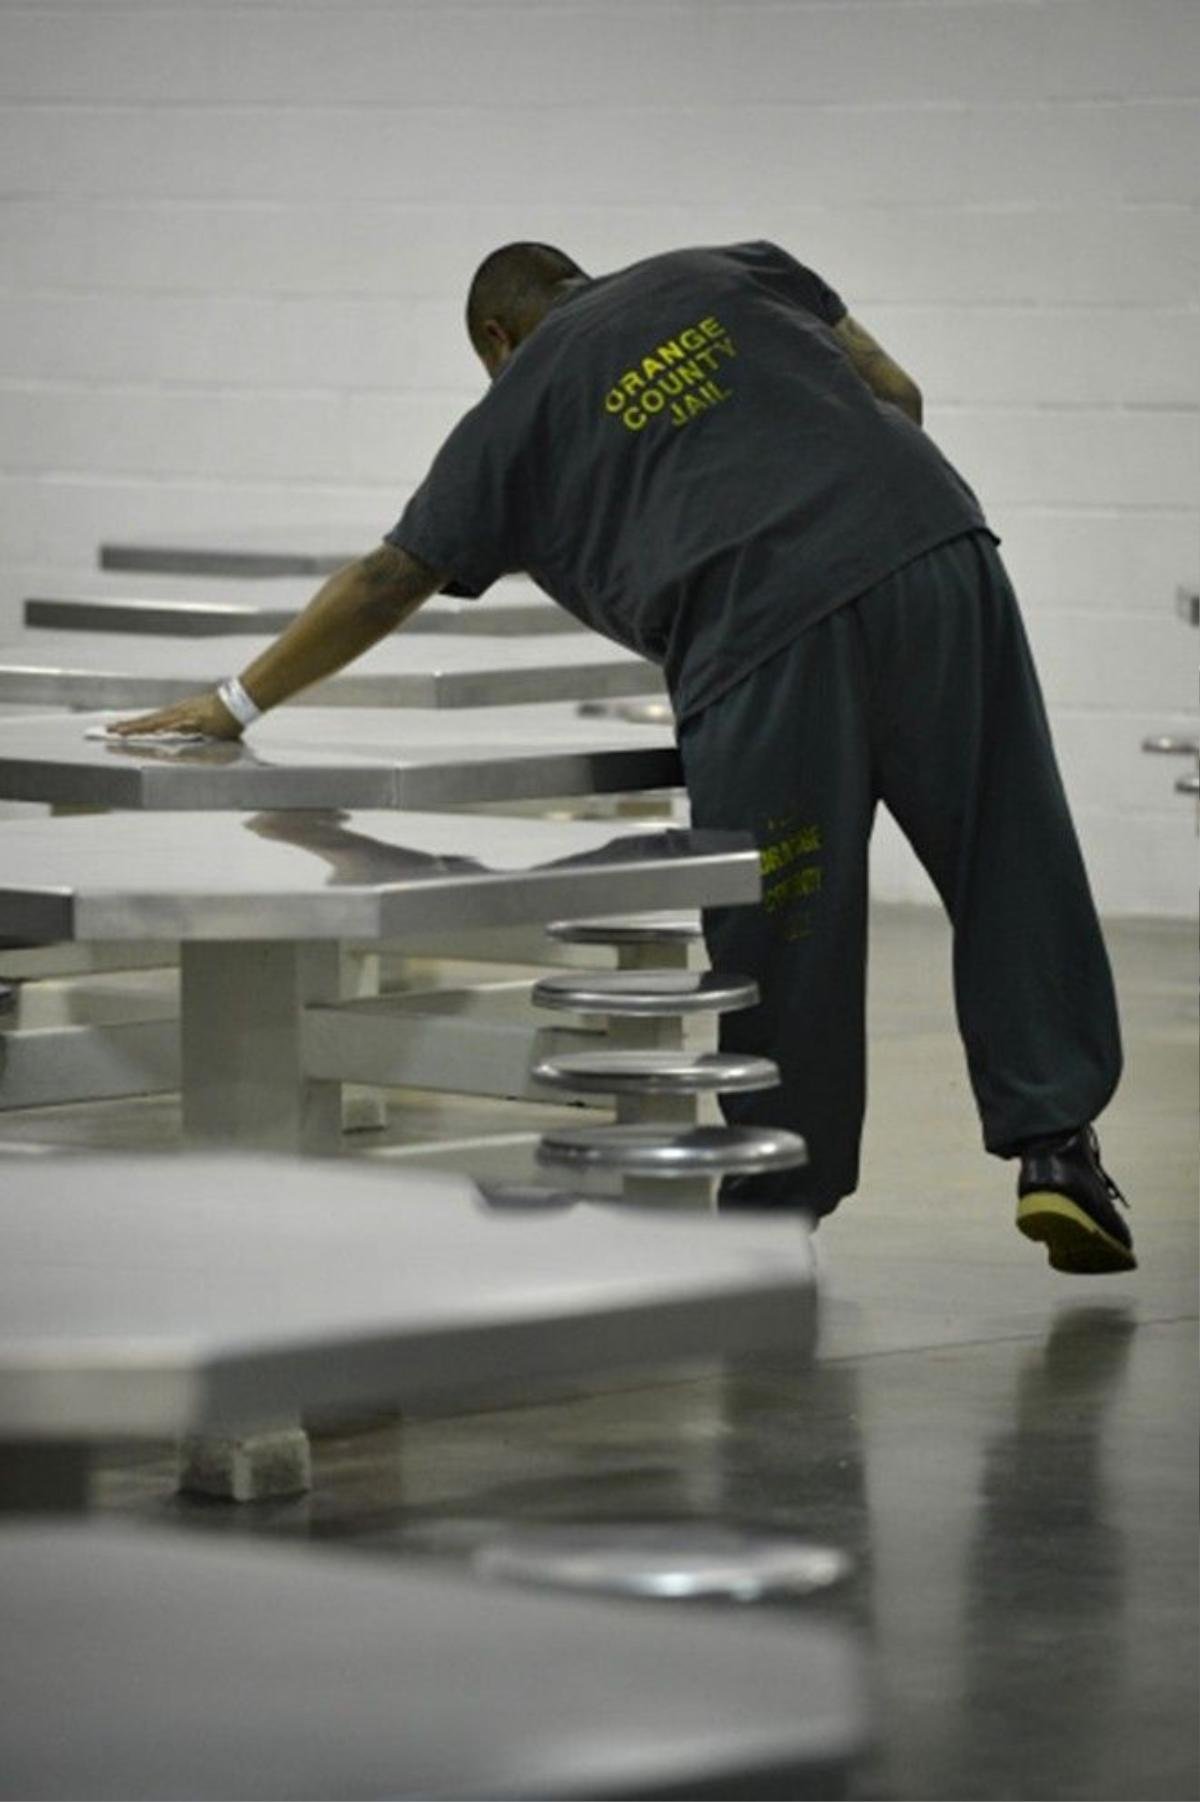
[1,0,1197,913]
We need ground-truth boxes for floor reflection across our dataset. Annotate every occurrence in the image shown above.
[956,1305,1135,1799]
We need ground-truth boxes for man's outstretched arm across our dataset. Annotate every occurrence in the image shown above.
[107,543,444,738]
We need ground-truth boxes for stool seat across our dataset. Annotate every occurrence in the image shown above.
[1142,734,1199,754]
[532,969,758,1017]
[545,912,702,946]
[538,1122,808,1179]
[577,698,674,727]
[533,1049,779,1096]
[470,1520,853,1601]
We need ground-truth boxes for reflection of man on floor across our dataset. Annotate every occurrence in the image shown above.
[110,238,1134,1274]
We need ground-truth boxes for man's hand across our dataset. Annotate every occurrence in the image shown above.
[106,691,242,740]
[103,544,443,740]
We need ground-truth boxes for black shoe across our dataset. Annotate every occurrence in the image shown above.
[1016,1126,1136,1274]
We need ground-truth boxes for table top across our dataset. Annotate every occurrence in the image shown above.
[0,807,755,940]
[0,629,662,710]
[0,705,680,809]
[27,572,571,637]
[99,524,380,577]
[0,1156,811,1435]
[0,1524,863,1799]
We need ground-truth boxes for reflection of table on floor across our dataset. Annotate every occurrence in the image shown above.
[0,705,680,810]
[0,1154,813,1507]
[28,572,572,636]
[0,1524,865,1799]
[0,809,755,1148]
[0,630,662,710]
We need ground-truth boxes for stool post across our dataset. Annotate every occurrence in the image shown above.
[617,939,692,972]
[621,1172,716,1211]
[616,1090,699,1127]
[608,1013,684,1051]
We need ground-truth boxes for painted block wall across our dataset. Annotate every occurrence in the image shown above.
[1,0,1197,913]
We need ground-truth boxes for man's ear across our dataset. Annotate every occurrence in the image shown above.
[478,318,515,379]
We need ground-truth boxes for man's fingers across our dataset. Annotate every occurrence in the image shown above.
[106,708,161,732]
[103,691,242,739]
[107,709,191,737]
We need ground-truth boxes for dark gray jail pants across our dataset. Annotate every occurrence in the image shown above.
[677,530,1123,1217]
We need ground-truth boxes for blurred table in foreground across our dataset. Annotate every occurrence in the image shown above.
[0,1523,865,1799]
[0,1155,814,1506]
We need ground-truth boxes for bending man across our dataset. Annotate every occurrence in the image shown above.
[112,238,1134,1274]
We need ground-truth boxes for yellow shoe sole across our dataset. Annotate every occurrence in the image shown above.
[1017,1191,1137,1274]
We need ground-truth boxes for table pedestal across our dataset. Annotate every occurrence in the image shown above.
[180,940,343,1152]
[179,941,344,1496]
[339,947,387,1132]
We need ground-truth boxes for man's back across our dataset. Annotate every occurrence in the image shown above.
[390,241,991,719]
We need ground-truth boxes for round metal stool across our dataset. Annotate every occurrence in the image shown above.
[533,1048,777,1096]
[533,969,767,1151]
[538,1121,808,1210]
[1142,734,1200,756]
[576,697,674,727]
[532,968,758,1060]
[471,1521,853,1602]
[533,1047,779,1128]
[545,914,702,945]
[532,969,758,1017]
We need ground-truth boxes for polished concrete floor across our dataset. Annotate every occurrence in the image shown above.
[2,905,1196,1800]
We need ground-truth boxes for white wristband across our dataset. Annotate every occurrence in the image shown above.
[216,676,262,728]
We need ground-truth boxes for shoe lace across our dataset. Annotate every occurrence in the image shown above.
[1086,1127,1130,1212]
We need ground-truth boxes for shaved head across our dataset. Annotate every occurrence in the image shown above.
[466,242,586,365]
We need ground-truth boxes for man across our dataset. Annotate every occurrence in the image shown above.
[112,239,1134,1273]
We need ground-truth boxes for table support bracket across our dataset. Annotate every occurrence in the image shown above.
[176,1425,313,1503]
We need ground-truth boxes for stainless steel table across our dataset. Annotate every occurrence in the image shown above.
[0,1523,866,1798]
[0,1155,812,1492]
[0,809,755,1150]
[28,572,573,636]
[99,524,377,578]
[0,629,662,710]
[0,705,680,810]
[0,707,684,1117]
